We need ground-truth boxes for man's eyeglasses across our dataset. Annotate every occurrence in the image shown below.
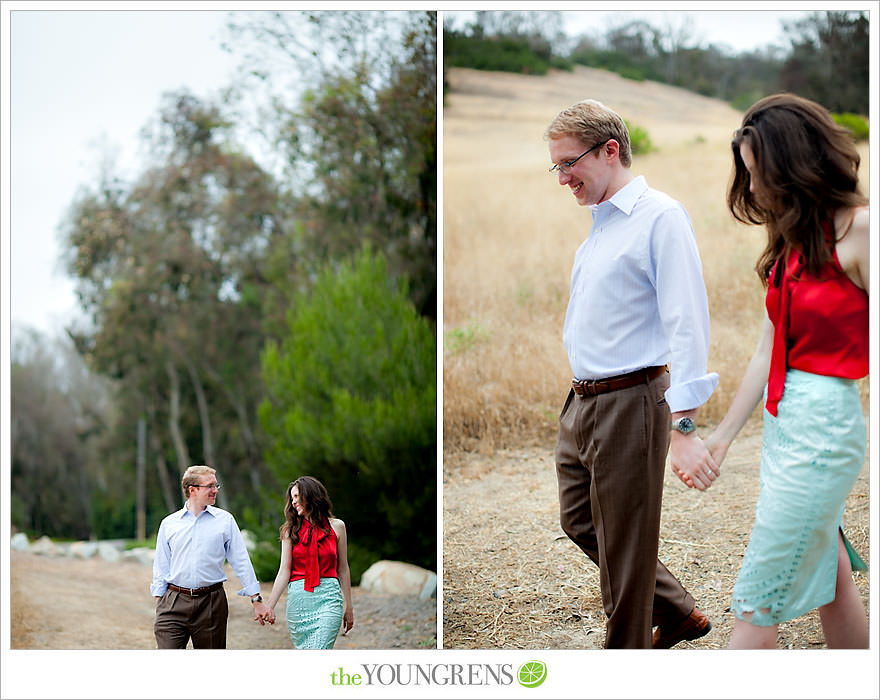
[192,482,221,490]
[549,139,609,175]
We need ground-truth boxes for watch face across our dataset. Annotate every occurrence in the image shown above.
[675,417,695,433]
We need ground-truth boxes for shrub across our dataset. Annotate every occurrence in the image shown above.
[833,112,869,141]
[626,120,655,155]
[259,248,436,572]
[249,539,281,584]
[444,30,573,75]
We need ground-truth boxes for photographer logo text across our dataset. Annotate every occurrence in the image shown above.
[330,661,547,688]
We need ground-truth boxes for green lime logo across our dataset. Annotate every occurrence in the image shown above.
[517,660,547,688]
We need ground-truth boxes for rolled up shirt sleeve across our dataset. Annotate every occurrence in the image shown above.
[652,207,719,412]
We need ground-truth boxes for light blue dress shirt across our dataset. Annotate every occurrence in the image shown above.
[563,175,719,412]
[150,504,261,598]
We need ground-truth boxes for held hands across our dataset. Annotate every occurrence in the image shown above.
[253,600,275,626]
[669,432,720,491]
[703,432,730,473]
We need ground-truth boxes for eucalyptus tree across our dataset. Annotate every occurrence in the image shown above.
[224,10,437,319]
[63,91,292,522]
[11,327,111,539]
[781,10,868,114]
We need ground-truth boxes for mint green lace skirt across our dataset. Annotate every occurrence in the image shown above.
[731,370,867,626]
[286,578,343,649]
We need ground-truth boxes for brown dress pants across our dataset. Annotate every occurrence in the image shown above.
[555,371,694,648]
[154,587,229,649]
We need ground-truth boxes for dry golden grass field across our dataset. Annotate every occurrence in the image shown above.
[442,66,870,650]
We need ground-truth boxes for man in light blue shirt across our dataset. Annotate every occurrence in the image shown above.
[151,465,272,648]
[546,99,720,649]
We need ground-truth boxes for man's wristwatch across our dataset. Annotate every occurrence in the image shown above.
[251,594,263,604]
[671,417,696,435]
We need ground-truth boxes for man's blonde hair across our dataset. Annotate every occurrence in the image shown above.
[544,99,632,167]
[182,465,216,500]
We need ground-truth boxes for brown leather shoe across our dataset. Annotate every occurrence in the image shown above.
[652,607,712,649]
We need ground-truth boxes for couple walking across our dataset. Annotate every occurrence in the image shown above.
[547,93,868,649]
[151,468,353,649]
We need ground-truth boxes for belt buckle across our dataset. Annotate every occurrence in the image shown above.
[573,379,599,397]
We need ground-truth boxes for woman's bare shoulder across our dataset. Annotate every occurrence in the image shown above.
[835,205,869,289]
[836,205,869,241]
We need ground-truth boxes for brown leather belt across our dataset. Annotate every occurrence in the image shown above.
[167,581,224,596]
[572,365,667,397]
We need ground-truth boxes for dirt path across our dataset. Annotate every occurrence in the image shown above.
[442,428,870,649]
[9,551,436,650]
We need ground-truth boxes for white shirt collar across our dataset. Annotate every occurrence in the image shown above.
[591,175,647,217]
[179,503,217,519]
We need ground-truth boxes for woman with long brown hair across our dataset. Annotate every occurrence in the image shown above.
[264,476,354,648]
[678,93,869,648]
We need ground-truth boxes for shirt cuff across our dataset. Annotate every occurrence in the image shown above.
[665,372,719,413]
[238,585,262,597]
[150,583,168,597]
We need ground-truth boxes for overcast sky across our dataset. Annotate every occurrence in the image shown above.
[5,7,242,339]
[444,7,809,54]
[0,3,857,341]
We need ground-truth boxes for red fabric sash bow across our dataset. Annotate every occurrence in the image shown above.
[765,222,834,417]
[299,519,331,593]
[765,250,800,417]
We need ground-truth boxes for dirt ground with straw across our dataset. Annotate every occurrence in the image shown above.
[442,424,870,649]
[9,550,437,650]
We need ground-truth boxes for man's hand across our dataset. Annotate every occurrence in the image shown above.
[252,600,274,625]
[669,432,719,491]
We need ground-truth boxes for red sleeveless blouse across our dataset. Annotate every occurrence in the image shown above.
[290,519,338,592]
[765,223,869,416]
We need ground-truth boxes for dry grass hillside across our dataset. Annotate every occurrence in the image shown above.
[441,66,870,652]
[443,65,869,453]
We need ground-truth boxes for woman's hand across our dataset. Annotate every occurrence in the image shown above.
[704,432,731,471]
[342,607,354,635]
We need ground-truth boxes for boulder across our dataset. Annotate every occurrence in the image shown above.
[359,560,437,599]
[68,541,98,559]
[240,529,257,552]
[29,535,58,556]
[10,532,29,551]
[97,541,122,563]
[121,547,155,566]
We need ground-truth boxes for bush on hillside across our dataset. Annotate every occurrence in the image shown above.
[626,120,655,155]
[445,30,573,75]
[833,112,869,141]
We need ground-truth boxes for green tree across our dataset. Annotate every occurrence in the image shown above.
[11,327,114,539]
[781,11,868,113]
[259,248,436,571]
[224,10,437,319]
